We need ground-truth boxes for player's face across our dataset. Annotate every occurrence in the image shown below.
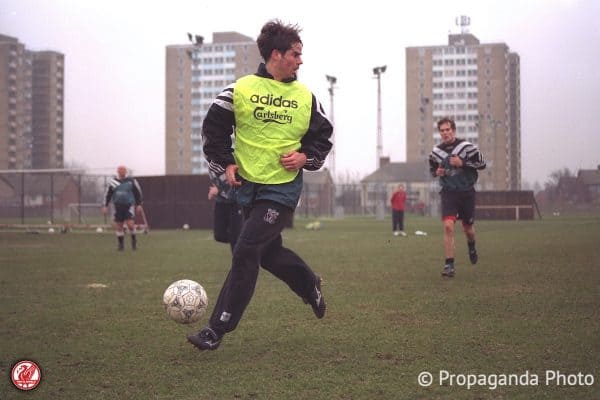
[275,42,303,80]
[117,166,127,178]
[438,122,456,144]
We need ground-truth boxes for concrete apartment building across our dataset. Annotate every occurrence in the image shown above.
[0,34,64,171]
[31,51,65,169]
[405,23,521,190]
[165,32,261,175]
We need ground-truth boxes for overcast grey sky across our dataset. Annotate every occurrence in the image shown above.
[1,0,598,185]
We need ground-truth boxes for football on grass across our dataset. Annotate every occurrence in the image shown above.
[163,279,208,324]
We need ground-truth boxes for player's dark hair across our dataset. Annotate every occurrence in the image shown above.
[257,19,302,62]
[437,117,456,131]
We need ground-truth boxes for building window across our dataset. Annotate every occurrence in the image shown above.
[444,81,455,88]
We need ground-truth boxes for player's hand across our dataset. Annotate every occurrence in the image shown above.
[101,206,108,215]
[280,151,306,171]
[436,167,446,176]
[225,164,242,187]
[208,185,218,200]
[449,155,463,167]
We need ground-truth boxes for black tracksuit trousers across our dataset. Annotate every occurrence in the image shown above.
[208,200,318,335]
[392,209,404,231]
[213,201,242,253]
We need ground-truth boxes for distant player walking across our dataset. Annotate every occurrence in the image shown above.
[390,184,407,236]
[102,165,143,251]
[429,117,486,277]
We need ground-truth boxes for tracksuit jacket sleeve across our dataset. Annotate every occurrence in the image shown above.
[103,186,114,207]
[462,146,486,170]
[300,95,334,171]
[428,153,440,177]
[202,84,236,175]
[132,179,143,206]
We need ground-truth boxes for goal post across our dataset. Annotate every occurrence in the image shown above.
[475,191,538,221]
[475,204,534,221]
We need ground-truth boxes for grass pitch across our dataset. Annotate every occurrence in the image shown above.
[1,214,599,399]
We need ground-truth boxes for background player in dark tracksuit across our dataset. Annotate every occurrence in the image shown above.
[208,169,242,253]
[187,20,333,351]
[429,117,486,277]
[102,165,143,251]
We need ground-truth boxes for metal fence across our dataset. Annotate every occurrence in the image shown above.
[0,171,540,229]
[0,171,111,226]
[0,173,408,228]
[298,183,432,219]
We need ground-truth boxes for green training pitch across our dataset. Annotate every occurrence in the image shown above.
[1,214,599,399]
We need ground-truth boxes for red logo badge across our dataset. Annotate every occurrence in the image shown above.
[11,360,42,391]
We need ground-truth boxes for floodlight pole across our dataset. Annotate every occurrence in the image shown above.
[373,66,386,170]
[325,74,337,179]
[186,33,204,174]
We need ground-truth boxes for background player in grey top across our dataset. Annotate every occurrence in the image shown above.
[102,165,143,251]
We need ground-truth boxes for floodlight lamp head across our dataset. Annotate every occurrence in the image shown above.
[326,75,337,84]
[195,35,204,45]
[373,65,387,75]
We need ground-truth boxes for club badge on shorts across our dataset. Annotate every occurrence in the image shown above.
[264,208,279,224]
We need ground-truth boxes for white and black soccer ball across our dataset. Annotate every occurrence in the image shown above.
[162,279,208,324]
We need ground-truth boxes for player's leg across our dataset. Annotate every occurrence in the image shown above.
[124,205,137,250]
[214,200,289,331]
[115,222,125,250]
[458,190,478,264]
[188,200,289,350]
[463,222,477,264]
[440,191,458,277]
[398,210,406,236]
[260,234,326,318]
[113,204,127,251]
[442,217,456,276]
[126,219,137,250]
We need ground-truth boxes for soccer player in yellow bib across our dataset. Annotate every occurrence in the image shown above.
[188,20,333,351]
